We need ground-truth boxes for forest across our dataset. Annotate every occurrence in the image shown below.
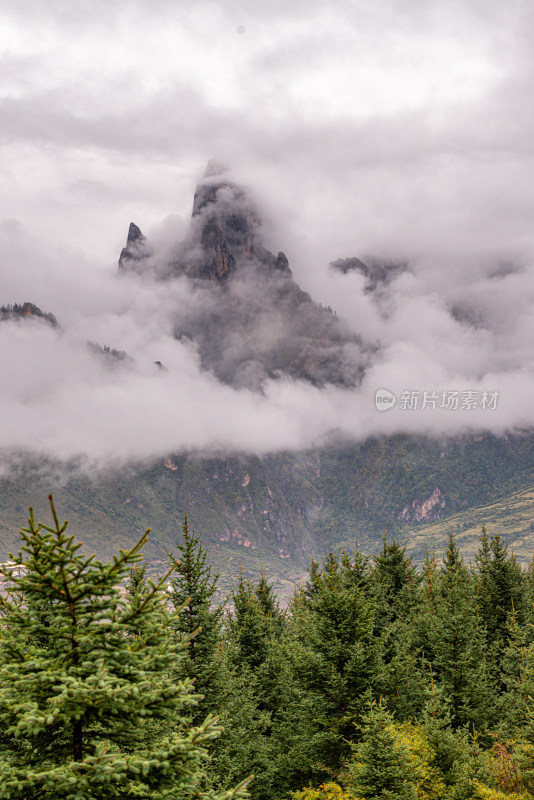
[0,497,534,799]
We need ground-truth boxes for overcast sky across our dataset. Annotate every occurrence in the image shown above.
[1,0,534,464]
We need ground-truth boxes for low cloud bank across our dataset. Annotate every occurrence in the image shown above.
[1,209,533,468]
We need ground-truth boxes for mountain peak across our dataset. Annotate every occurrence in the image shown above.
[190,165,261,277]
[126,222,146,245]
[119,222,150,272]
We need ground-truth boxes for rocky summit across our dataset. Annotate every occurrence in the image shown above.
[2,162,534,594]
[118,162,366,389]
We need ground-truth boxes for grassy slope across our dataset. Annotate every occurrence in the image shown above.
[0,464,306,605]
[399,484,534,564]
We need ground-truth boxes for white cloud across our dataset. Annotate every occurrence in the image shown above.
[1,0,534,465]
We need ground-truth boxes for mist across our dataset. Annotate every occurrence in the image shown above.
[1,195,533,468]
[1,0,534,466]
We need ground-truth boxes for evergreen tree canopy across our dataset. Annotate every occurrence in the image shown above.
[290,548,378,774]
[167,515,222,707]
[475,527,524,656]
[374,538,416,604]
[350,701,417,800]
[229,571,281,672]
[0,498,250,800]
[417,535,493,731]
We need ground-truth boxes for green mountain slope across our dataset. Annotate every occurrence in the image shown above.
[1,430,533,600]
[399,483,534,564]
[3,168,534,595]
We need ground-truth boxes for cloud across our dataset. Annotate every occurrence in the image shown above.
[2,0,534,259]
[0,207,533,468]
[1,0,534,465]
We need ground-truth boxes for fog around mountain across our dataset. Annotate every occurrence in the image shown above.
[0,161,533,468]
[2,0,534,467]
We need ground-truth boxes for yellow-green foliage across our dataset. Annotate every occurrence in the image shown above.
[290,782,359,800]
[393,722,447,800]
[480,736,534,799]
[472,781,533,800]
[349,721,445,800]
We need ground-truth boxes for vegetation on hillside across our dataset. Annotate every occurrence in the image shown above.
[2,499,534,798]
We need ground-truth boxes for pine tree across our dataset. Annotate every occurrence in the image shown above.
[349,701,417,800]
[205,646,273,800]
[167,515,222,711]
[255,568,283,626]
[417,534,493,731]
[229,570,277,673]
[374,538,416,612]
[420,668,491,799]
[0,497,250,800]
[475,528,524,675]
[210,571,289,800]
[371,538,424,719]
[289,547,379,776]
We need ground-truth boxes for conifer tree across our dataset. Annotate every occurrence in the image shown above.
[417,534,493,731]
[167,515,222,709]
[210,571,289,800]
[371,539,424,719]
[203,641,273,800]
[498,602,530,734]
[522,555,534,636]
[374,538,416,611]
[420,668,491,799]
[255,568,283,628]
[0,498,250,800]
[475,528,524,672]
[289,547,378,775]
[349,701,417,800]
[229,570,277,673]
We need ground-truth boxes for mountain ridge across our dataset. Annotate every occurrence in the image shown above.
[2,162,533,588]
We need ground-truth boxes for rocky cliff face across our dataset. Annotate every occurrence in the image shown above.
[1,431,532,587]
[5,163,532,585]
[191,172,258,266]
[118,222,150,273]
[399,486,447,522]
[198,216,236,279]
[118,162,367,389]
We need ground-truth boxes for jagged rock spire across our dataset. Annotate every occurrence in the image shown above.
[119,222,149,272]
[200,217,236,279]
[116,164,292,282]
[126,222,146,245]
[190,161,261,279]
[276,252,290,272]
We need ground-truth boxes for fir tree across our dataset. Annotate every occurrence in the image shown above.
[255,568,283,626]
[289,548,378,775]
[210,571,289,800]
[229,570,277,673]
[421,668,490,799]
[206,648,274,800]
[371,538,423,719]
[417,534,493,731]
[167,515,222,710]
[0,497,250,800]
[349,701,417,800]
[374,538,416,611]
[475,528,524,673]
